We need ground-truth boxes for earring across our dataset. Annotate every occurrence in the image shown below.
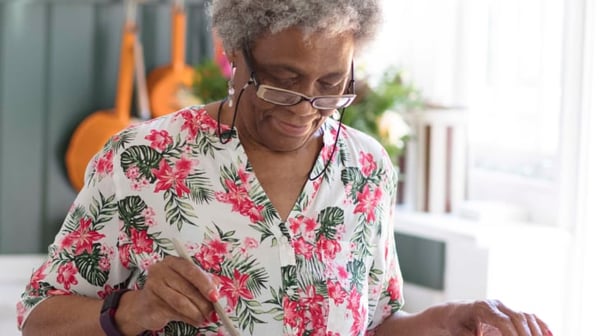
[332,110,341,120]
[227,65,236,108]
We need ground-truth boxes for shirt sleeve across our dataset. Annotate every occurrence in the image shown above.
[366,152,405,331]
[16,143,131,330]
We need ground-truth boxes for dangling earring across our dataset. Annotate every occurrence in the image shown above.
[332,110,341,121]
[227,65,236,108]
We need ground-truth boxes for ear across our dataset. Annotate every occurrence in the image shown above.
[226,50,240,68]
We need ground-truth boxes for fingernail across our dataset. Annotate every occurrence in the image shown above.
[208,288,220,303]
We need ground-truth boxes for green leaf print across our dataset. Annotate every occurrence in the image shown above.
[120,145,162,182]
[63,205,86,233]
[235,298,266,334]
[108,128,136,151]
[118,196,148,231]
[348,258,368,292]
[317,206,344,240]
[164,191,198,231]
[186,172,215,204]
[74,245,109,287]
[196,133,221,157]
[88,192,117,231]
[341,166,368,198]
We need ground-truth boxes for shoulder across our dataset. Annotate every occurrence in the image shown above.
[327,119,391,164]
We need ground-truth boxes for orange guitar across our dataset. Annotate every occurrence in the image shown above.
[147,0,196,118]
[65,1,139,191]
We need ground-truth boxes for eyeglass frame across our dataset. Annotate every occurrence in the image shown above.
[241,43,357,111]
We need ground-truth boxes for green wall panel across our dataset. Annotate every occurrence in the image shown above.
[0,0,212,253]
[0,3,48,253]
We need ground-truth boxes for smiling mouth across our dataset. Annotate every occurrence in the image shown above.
[274,119,315,137]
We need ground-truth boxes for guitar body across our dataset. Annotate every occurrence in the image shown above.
[65,8,136,191]
[147,64,195,117]
[65,110,129,190]
[148,5,196,118]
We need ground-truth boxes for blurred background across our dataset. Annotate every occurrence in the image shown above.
[1,0,598,335]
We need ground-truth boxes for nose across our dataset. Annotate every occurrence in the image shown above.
[288,98,316,117]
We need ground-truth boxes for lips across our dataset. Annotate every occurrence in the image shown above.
[275,119,312,137]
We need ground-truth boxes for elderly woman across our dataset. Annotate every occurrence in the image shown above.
[19,0,551,335]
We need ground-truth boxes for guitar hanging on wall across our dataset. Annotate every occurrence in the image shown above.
[65,0,148,191]
[146,0,196,118]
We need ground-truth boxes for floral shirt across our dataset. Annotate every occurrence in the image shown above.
[17,106,404,335]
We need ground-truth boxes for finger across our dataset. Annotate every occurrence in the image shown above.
[167,256,220,302]
[533,314,553,336]
[496,302,533,336]
[152,281,209,327]
[472,300,518,336]
[165,272,215,321]
[525,313,543,336]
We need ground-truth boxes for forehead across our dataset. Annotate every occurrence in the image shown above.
[250,27,355,74]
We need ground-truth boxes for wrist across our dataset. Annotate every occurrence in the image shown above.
[114,290,146,336]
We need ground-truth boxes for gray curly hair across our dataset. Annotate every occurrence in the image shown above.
[210,0,382,53]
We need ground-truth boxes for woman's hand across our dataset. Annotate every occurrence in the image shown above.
[116,256,220,335]
[377,299,553,336]
[442,299,553,336]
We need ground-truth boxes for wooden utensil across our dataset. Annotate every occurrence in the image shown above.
[171,238,240,336]
[65,0,139,191]
[147,0,196,118]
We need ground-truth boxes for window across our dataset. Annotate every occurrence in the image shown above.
[360,0,565,224]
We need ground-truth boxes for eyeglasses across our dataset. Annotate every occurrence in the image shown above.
[242,45,356,110]
[256,84,356,110]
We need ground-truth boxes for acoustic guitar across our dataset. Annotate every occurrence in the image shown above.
[147,0,196,118]
[65,0,141,191]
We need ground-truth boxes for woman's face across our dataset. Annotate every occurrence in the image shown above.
[230,27,355,153]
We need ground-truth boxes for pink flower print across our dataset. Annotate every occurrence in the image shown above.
[317,235,341,261]
[140,254,160,271]
[98,256,111,272]
[240,203,264,224]
[194,240,227,273]
[145,217,156,227]
[220,269,253,309]
[16,302,26,327]
[327,280,347,305]
[144,129,173,151]
[56,262,78,290]
[388,277,402,301]
[359,151,376,177]
[353,185,383,223]
[97,284,118,299]
[95,150,114,176]
[346,287,362,316]
[151,159,191,197]
[337,264,349,282]
[283,297,301,328]
[29,262,48,290]
[292,237,314,259]
[180,110,203,140]
[243,237,258,249]
[350,305,367,336]
[118,244,132,267]
[130,228,154,254]
[100,245,115,258]
[304,217,318,231]
[60,217,106,255]
[125,166,141,180]
[237,166,251,186]
[321,142,338,162]
[289,216,303,235]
